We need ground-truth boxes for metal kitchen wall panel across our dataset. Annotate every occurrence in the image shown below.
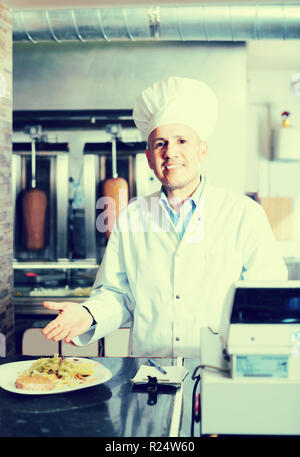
[13,42,247,192]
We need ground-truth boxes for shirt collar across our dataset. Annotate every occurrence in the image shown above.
[160,175,206,210]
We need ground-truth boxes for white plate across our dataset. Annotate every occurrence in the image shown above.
[0,358,112,395]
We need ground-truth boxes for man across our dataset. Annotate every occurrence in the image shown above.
[42,76,287,357]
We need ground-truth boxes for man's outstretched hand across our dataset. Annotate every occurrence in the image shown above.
[41,301,94,343]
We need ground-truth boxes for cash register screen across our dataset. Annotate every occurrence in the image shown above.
[230,288,300,324]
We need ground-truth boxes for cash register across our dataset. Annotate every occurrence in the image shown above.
[198,280,300,436]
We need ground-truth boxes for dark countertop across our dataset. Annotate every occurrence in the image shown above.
[0,356,200,438]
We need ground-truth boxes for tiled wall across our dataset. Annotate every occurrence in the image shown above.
[0,3,14,355]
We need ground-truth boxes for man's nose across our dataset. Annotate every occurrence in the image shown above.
[163,141,179,158]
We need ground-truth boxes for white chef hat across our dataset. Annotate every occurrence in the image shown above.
[133,76,218,141]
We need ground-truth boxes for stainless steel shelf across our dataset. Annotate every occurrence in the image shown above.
[14,296,86,315]
[13,260,99,270]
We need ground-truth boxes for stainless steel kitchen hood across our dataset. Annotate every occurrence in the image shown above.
[12,3,300,43]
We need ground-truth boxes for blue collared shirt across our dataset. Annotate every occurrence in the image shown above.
[160,176,206,240]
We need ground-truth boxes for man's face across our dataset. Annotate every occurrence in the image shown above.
[146,123,207,194]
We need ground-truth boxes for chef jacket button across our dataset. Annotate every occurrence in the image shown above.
[175,337,180,341]
[176,294,180,299]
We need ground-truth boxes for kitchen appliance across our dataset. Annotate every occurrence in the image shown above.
[197,280,300,436]
[12,131,148,320]
[22,126,47,250]
[103,124,129,240]
[12,140,69,262]
[83,138,147,263]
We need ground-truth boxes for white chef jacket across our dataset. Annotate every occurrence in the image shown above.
[73,178,288,357]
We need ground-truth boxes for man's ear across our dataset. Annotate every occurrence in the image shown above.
[199,141,208,161]
[146,148,154,170]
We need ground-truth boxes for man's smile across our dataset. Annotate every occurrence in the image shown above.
[164,163,185,171]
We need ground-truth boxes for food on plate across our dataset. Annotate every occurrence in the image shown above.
[15,375,55,391]
[15,353,95,391]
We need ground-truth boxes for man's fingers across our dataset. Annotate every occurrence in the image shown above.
[43,322,70,341]
[64,327,81,343]
[52,327,71,342]
[42,301,66,311]
[42,316,65,338]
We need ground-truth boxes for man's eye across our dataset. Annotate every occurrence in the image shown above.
[178,138,186,144]
[154,141,166,148]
